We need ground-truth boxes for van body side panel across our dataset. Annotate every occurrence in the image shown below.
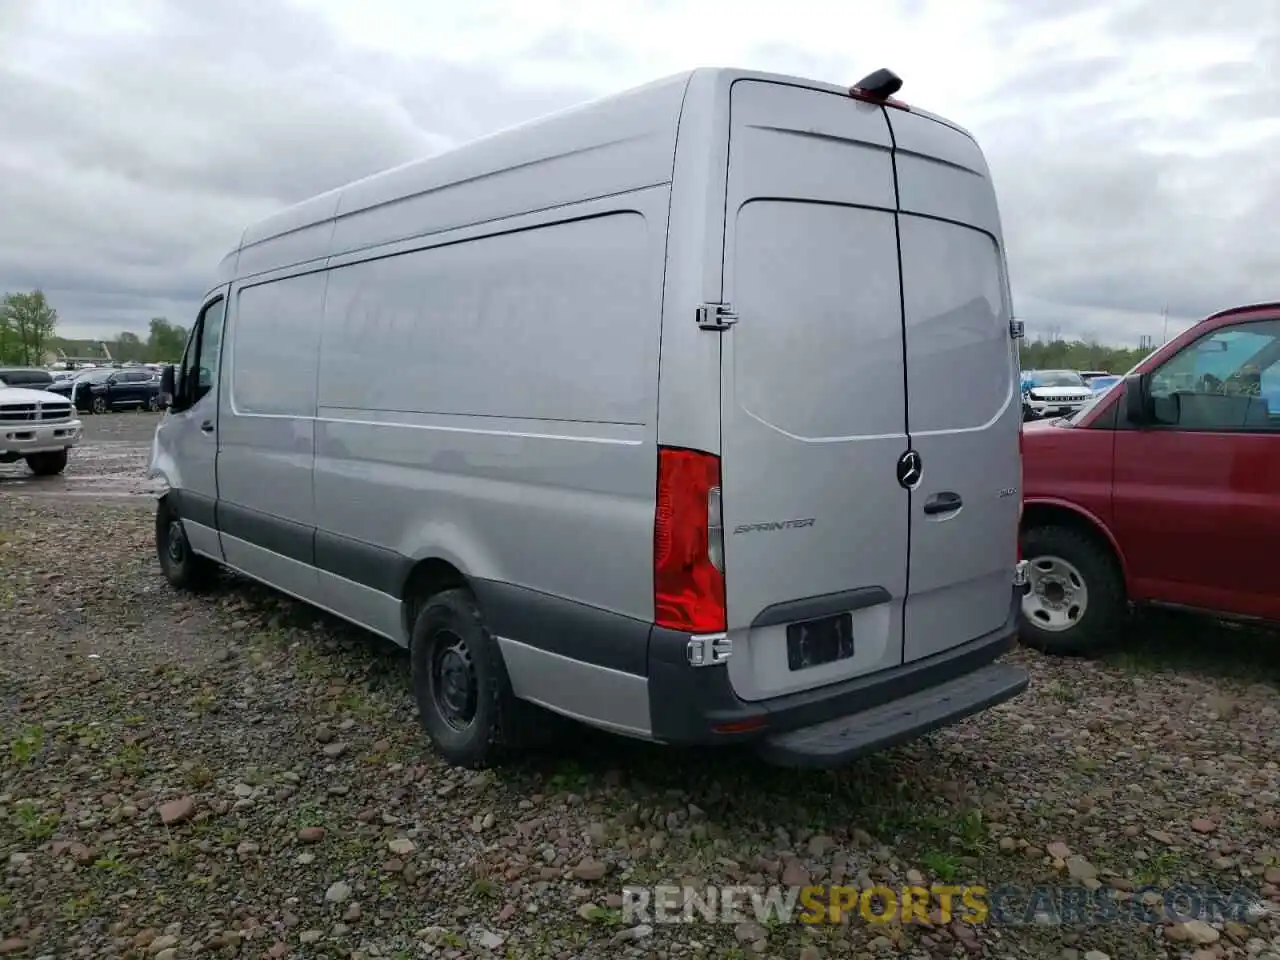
[313,190,669,717]
[216,270,325,601]
[718,80,909,702]
[887,109,1021,662]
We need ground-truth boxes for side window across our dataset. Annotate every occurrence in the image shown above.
[1147,319,1280,431]
[175,298,226,409]
[195,299,226,403]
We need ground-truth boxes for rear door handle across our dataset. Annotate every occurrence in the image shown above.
[200,420,215,434]
[923,491,962,516]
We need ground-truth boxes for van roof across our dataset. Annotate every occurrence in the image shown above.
[217,67,977,288]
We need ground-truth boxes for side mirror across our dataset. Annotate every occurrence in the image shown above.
[1124,373,1152,424]
[159,365,176,409]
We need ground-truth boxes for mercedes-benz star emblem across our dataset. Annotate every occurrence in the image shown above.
[896,450,922,489]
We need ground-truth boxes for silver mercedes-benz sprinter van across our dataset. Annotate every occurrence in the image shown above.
[150,67,1030,769]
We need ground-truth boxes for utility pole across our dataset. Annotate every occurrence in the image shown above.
[1161,303,1169,344]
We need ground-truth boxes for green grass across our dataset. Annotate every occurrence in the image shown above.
[7,725,43,765]
[1045,681,1079,703]
[12,802,59,841]
[920,850,962,882]
[1134,851,1187,886]
[110,742,147,778]
[1103,612,1280,684]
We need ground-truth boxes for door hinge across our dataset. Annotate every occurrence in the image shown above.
[1009,319,1026,340]
[696,302,738,330]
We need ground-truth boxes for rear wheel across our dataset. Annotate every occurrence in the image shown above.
[410,587,534,768]
[146,395,161,412]
[1019,525,1126,655]
[155,495,217,591]
[25,449,68,476]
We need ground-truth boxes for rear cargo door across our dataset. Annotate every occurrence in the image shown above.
[885,109,1021,662]
[718,80,908,702]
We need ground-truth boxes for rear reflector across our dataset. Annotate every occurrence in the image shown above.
[654,447,726,634]
[712,717,767,736]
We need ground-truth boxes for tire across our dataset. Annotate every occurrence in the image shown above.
[92,395,108,415]
[155,495,218,591]
[25,449,68,476]
[1019,525,1126,656]
[409,587,530,768]
[146,395,161,412]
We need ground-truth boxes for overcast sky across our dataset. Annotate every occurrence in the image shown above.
[1,0,1276,346]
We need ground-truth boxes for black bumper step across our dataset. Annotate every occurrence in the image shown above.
[757,662,1029,769]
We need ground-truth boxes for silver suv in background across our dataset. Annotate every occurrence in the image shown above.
[149,66,1029,769]
[1020,369,1095,420]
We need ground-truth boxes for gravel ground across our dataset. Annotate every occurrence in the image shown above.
[0,408,158,498]
[4,414,1280,959]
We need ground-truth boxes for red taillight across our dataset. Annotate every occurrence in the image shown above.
[654,447,726,634]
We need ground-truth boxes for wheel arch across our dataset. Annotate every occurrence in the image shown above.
[1021,498,1130,590]
[400,557,470,643]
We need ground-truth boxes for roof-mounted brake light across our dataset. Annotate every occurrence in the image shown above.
[849,68,910,111]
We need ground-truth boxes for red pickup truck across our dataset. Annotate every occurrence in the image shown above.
[1019,301,1280,654]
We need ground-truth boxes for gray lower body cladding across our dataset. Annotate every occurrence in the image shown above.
[167,491,1025,763]
[477,578,1025,762]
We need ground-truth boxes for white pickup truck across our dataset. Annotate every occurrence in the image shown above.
[0,384,82,475]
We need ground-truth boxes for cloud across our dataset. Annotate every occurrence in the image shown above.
[0,0,1275,348]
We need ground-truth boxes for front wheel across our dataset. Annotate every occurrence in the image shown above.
[146,395,161,412]
[1019,525,1126,655]
[155,495,217,591]
[25,449,68,476]
[92,395,108,415]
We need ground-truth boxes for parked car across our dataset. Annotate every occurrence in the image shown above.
[1084,374,1122,396]
[0,367,55,390]
[1020,301,1280,654]
[0,382,81,475]
[49,367,162,413]
[1020,369,1094,421]
[150,66,1029,770]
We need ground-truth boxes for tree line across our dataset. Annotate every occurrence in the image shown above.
[1019,338,1153,375]
[0,289,188,366]
[4,287,1153,375]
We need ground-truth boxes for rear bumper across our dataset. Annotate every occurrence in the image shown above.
[647,587,1026,761]
[756,661,1027,768]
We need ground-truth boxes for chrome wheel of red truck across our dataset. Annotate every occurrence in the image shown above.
[1019,526,1125,655]
[1024,555,1088,630]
